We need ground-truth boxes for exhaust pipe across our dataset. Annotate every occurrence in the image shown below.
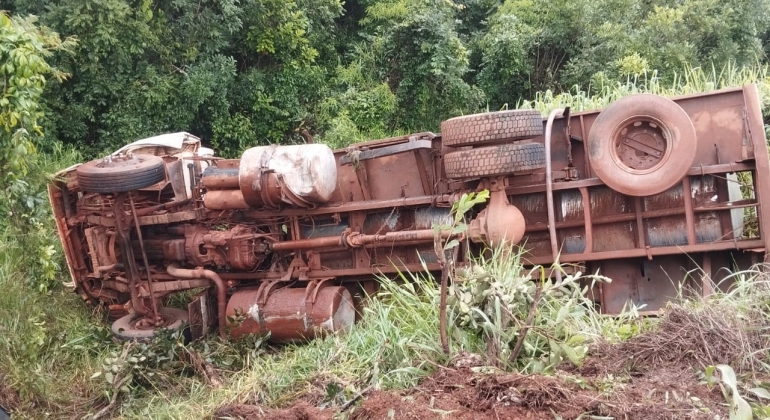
[167,263,227,340]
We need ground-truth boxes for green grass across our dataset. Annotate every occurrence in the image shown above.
[0,144,116,418]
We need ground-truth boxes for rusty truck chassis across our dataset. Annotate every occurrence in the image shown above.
[48,85,770,341]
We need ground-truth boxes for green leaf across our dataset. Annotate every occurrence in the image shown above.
[560,343,583,367]
[717,365,739,391]
[715,365,752,420]
[747,387,770,400]
[555,304,569,324]
[459,301,469,314]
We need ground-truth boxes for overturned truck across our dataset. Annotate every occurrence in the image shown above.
[49,85,770,341]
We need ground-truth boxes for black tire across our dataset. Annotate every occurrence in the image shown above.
[444,143,546,179]
[587,94,697,197]
[76,154,166,193]
[111,307,188,341]
[441,110,543,147]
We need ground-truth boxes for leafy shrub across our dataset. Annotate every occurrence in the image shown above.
[449,248,610,372]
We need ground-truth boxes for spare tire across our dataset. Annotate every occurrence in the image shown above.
[587,94,696,197]
[76,154,166,193]
[441,110,543,147]
[444,143,546,179]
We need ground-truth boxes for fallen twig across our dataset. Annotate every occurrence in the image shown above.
[186,348,222,388]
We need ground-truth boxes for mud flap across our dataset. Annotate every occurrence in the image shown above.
[188,288,217,340]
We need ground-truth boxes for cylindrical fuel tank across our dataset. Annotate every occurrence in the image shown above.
[226,285,354,342]
[239,144,337,207]
[200,166,240,190]
[203,189,249,210]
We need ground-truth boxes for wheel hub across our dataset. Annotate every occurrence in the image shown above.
[131,312,174,330]
[613,119,668,172]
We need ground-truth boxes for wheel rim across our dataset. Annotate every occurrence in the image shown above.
[610,116,672,175]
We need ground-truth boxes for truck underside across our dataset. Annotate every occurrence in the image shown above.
[48,84,770,341]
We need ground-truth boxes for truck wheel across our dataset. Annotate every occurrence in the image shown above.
[444,143,546,179]
[441,110,543,147]
[76,154,166,193]
[587,94,696,197]
[111,307,188,341]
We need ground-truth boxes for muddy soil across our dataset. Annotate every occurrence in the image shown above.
[216,359,727,420]
[353,365,724,420]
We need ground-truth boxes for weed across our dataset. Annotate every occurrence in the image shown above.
[448,246,612,372]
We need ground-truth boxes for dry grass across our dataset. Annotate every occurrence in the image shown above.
[0,375,20,414]
[593,303,770,374]
[351,364,725,420]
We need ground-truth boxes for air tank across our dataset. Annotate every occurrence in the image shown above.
[239,144,337,207]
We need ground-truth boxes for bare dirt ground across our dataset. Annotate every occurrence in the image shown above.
[216,359,727,420]
[361,359,731,420]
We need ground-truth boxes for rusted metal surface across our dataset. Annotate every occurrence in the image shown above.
[167,264,228,339]
[340,136,433,165]
[48,84,770,339]
[226,284,355,341]
[270,228,454,251]
[468,178,525,246]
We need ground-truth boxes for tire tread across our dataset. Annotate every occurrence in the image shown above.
[441,110,543,147]
[444,143,546,179]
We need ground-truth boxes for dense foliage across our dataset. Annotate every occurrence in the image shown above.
[0,13,74,290]
[0,0,768,156]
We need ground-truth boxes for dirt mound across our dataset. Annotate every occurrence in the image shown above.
[215,366,724,420]
[589,304,769,375]
[216,306,751,419]
[351,365,723,420]
[216,363,726,419]
[215,401,332,420]
[215,356,727,420]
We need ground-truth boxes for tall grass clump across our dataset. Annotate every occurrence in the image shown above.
[518,63,770,116]
[0,144,124,418]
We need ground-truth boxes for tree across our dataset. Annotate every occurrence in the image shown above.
[0,13,72,216]
[3,0,769,154]
[0,12,74,287]
[360,0,485,131]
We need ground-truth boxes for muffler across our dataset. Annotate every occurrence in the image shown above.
[226,284,355,342]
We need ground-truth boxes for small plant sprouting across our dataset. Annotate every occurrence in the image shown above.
[433,190,490,354]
